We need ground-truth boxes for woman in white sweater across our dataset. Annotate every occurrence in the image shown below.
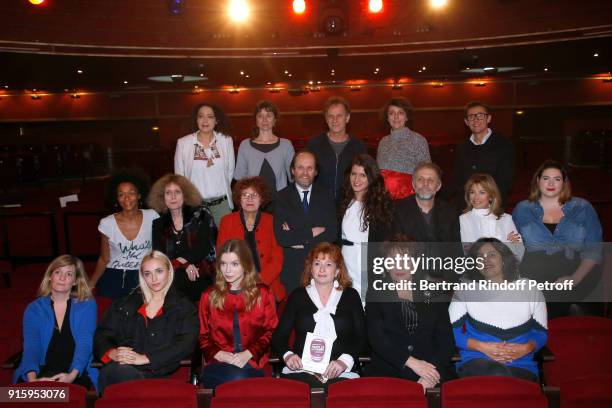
[175,103,235,226]
[459,173,524,260]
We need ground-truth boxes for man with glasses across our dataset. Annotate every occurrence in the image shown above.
[445,101,515,208]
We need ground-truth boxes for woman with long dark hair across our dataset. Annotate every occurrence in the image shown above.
[338,154,393,298]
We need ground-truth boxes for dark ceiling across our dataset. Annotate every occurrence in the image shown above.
[1,0,611,93]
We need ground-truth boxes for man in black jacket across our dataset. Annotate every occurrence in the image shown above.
[394,162,461,282]
[307,96,366,198]
[274,150,338,292]
[445,101,515,208]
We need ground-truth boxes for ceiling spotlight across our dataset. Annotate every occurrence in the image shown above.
[421,66,427,71]
[515,110,525,116]
[31,94,41,100]
[368,0,383,13]
[430,0,448,9]
[293,0,306,14]
[29,0,45,5]
[229,88,240,94]
[284,70,289,74]
[77,69,83,74]
[317,81,321,84]
[4,85,9,89]
[308,80,314,85]
[267,82,272,85]
[392,83,402,90]
[240,71,245,75]
[269,88,281,93]
[433,82,444,88]
[152,126,160,131]
[228,0,250,23]
[350,86,361,91]
[483,66,496,72]
[70,93,80,99]
[544,67,549,72]
[245,75,250,78]
[593,52,599,57]
[200,73,205,77]
[123,80,128,84]
[475,82,486,87]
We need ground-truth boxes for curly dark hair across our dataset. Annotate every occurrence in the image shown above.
[190,102,232,136]
[232,176,272,210]
[104,167,151,210]
[338,154,393,232]
[466,238,520,282]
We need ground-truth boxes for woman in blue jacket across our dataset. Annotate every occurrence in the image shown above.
[13,255,98,389]
[512,160,603,317]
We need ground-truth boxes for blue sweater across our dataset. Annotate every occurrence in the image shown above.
[449,281,548,376]
[13,296,99,389]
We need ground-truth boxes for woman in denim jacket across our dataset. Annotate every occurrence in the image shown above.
[512,160,602,317]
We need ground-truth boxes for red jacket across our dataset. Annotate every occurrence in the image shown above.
[217,211,287,301]
[198,284,278,369]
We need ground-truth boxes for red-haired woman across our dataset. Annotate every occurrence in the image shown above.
[271,242,366,388]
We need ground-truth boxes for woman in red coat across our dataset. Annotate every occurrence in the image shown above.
[217,176,286,301]
[199,239,278,388]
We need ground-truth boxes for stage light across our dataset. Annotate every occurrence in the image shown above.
[228,0,249,23]
[430,0,448,9]
[368,0,383,13]
[29,0,45,5]
[293,0,306,14]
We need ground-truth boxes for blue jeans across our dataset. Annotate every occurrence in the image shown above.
[200,362,264,388]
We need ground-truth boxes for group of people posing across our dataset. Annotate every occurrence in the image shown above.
[14,97,603,395]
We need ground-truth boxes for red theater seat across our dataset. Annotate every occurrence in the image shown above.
[543,316,612,386]
[441,376,547,408]
[326,377,426,408]
[3,381,88,408]
[95,379,197,408]
[560,373,612,408]
[210,377,310,407]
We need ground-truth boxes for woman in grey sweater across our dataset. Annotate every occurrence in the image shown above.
[234,101,295,196]
[376,98,430,200]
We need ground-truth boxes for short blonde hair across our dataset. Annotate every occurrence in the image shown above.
[38,255,92,301]
[147,174,203,214]
[139,251,175,304]
[463,173,503,218]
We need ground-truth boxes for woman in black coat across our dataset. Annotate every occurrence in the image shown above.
[94,251,199,393]
[364,238,455,392]
[149,173,217,302]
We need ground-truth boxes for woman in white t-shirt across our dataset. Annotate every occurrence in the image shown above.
[90,169,159,299]
[174,103,235,227]
[459,173,524,261]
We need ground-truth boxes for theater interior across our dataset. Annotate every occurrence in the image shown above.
[0,0,611,407]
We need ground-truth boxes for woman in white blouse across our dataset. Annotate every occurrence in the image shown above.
[338,154,394,298]
[175,103,235,226]
[459,173,523,260]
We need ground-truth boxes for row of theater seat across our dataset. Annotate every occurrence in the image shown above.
[4,375,612,408]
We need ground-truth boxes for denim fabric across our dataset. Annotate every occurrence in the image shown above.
[512,197,602,262]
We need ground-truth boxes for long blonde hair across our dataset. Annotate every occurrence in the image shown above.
[38,255,92,301]
[210,239,260,311]
[138,251,175,304]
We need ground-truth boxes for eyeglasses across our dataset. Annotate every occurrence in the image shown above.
[241,192,260,199]
[465,112,489,122]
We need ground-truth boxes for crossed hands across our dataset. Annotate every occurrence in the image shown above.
[109,346,150,365]
[406,357,440,392]
[476,340,534,364]
[215,350,253,368]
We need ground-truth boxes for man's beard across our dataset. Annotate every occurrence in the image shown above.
[415,191,435,200]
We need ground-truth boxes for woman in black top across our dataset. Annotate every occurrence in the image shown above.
[364,238,455,392]
[272,242,366,388]
[149,173,217,302]
[94,251,198,393]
